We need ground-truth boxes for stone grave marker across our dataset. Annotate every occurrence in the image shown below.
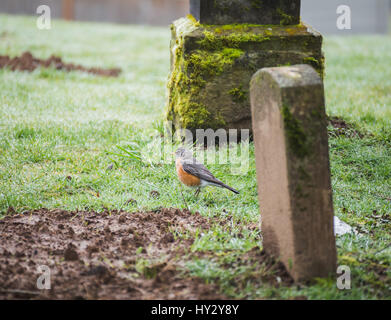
[250,64,337,282]
[189,0,301,25]
[167,0,324,133]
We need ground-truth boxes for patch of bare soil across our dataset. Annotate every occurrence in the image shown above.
[0,51,121,77]
[0,208,225,300]
[328,116,364,138]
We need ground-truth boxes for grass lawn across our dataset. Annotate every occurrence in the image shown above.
[0,14,390,299]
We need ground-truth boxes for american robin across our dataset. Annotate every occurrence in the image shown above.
[175,147,239,197]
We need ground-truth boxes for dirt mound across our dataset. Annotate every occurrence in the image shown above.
[0,208,225,300]
[0,51,121,77]
[328,116,364,138]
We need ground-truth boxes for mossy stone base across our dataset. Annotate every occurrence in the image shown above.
[166,16,324,132]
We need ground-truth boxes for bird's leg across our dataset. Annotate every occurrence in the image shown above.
[179,183,189,211]
[194,187,201,199]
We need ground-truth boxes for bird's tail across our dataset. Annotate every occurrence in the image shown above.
[218,181,239,194]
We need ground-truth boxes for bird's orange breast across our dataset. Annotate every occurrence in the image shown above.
[176,159,201,187]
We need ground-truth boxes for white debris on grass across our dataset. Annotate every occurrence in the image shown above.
[334,216,354,236]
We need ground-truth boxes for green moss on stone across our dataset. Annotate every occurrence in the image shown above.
[167,20,245,129]
[303,56,325,79]
[251,0,262,10]
[303,57,320,69]
[229,86,248,103]
[167,17,274,129]
[178,102,211,128]
[184,47,243,90]
[186,14,200,26]
[167,16,324,131]
[298,165,311,181]
[189,48,243,74]
[281,104,309,158]
[277,8,295,25]
[198,30,270,50]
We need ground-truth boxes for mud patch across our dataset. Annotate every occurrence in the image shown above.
[328,116,364,138]
[0,51,121,77]
[0,208,225,300]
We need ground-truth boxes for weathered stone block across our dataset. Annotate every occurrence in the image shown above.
[250,64,337,282]
[166,16,324,132]
[190,0,301,25]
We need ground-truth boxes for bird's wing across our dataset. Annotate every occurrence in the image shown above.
[181,159,219,183]
[182,158,239,194]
